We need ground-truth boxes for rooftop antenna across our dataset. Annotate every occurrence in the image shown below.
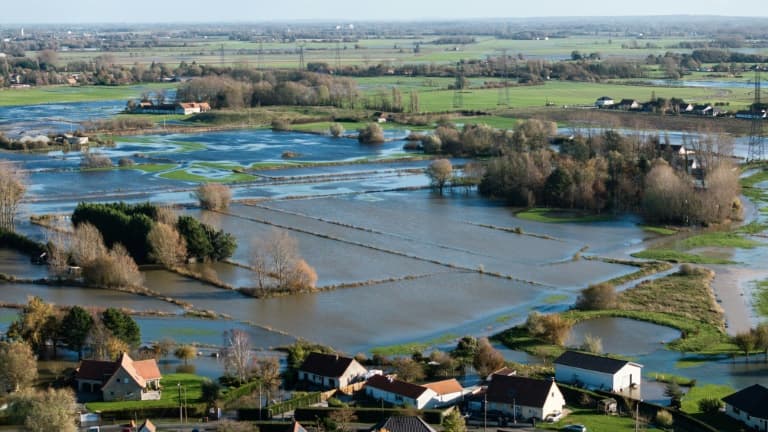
[748,66,765,162]
[453,60,465,109]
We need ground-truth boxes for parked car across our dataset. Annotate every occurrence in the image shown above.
[546,411,564,422]
[562,425,587,432]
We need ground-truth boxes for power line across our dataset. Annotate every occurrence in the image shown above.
[748,67,765,162]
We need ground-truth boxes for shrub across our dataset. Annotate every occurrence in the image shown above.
[655,409,674,428]
[329,123,345,137]
[698,397,724,413]
[575,283,617,310]
[118,158,135,167]
[80,153,112,169]
[271,118,292,131]
[193,183,232,211]
[357,123,385,144]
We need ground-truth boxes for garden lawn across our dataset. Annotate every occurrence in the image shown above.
[681,384,744,432]
[537,408,642,432]
[85,373,205,412]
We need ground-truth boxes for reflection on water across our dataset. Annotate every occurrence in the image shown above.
[566,318,680,356]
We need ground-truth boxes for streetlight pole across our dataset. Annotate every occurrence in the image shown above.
[178,383,182,424]
[483,392,487,432]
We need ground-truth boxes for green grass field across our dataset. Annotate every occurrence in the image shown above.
[85,373,205,412]
[755,279,768,317]
[537,408,643,431]
[681,384,743,431]
[0,83,174,106]
[631,249,735,264]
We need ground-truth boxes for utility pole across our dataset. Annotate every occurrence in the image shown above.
[483,392,487,432]
[748,66,765,162]
[178,383,182,424]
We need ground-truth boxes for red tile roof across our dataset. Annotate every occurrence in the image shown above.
[366,375,430,400]
[422,379,462,396]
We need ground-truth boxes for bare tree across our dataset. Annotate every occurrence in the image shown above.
[251,356,281,403]
[148,222,188,267]
[0,161,26,232]
[70,222,108,266]
[82,243,143,287]
[223,329,252,384]
[330,407,358,432]
[156,205,180,225]
[473,337,505,378]
[252,230,318,293]
[194,183,232,211]
[575,283,617,310]
[175,344,197,365]
[580,334,603,354]
[425,159,453,194]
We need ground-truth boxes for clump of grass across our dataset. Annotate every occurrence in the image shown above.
[640,225,678,236]
[516,208,613,223]
[754,279,768,318]
[678,231,762,249]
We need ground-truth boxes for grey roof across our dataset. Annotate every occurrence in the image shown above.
[723,384,768,419]
[299,352,355,378]
[370,416,437,432]
[485,375,556,408]
[555,351,640,374]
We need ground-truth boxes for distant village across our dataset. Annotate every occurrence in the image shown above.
[594,95,767,119]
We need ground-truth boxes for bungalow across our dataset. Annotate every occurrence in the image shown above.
[298,352,368,389]
[554,351,642,395]
[75,352,162,402]
[485,375,565,422]
[615,99,640,111]
[594,96,614,108]
[692,104,713,116]
[722,384,768,431]
[421,378,464,407]
[370,416,437,432]
[365,375,437,409]
[175,102,212,115]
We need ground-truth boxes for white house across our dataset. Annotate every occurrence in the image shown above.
[298,352,368,389]
[722,384,768,432]
[422,379,464,407]
[554,351,642,396]
[485,375,566,421]
[595,96,614,108]
[365,375,437,409]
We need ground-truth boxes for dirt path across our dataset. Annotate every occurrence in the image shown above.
[709,265,768,335]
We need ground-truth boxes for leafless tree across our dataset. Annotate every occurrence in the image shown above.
[251,356,281,403]
[473,337,505,378]
[148,222,188,267]
[24,388,77,432]
[223,329,252,384]
[82,243,143,288]
[156,205,180,225]
[425,159,453,194]
[70,222,108,266]
[575,283,617,310]
[0,161,26,232]
[251,230,317,292]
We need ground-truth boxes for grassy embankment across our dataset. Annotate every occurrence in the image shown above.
[85,373,205,412]
[494,267,733,358]
[631,230,763,264]
[516,208,614,223]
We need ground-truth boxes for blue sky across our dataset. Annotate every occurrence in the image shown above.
[1,0,764,23]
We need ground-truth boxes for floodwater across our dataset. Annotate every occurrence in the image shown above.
[566,317,681,356]
[0,248,49,280]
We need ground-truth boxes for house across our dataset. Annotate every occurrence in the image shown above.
[485,375,565,421]
[175,102,212,115]
[554,351,642,395]
[421,379,464,407]
[370,416,437,432]
[678,103,694,113]
[722,384,768,431]
[137,419,157,432]
[365,375,437,409]
[298,352,368,389]
[594,96,614,108]
[615,99,640,111]
[75,352,162,402]
[692,104,713,116]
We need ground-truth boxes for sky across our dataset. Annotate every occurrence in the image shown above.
[1,0,766,23]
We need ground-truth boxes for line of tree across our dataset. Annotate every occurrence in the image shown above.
[6,297,141,361]
[70,202,236,265]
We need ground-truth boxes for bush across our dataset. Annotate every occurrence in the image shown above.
[329,123,345,137]
[655,409,674,428]
[194,183,232,211]
[80,153,112,169]
[698,397,724,413]
[118,158,135,167]
[271,119,292,131]
[357,123,385,144]
[575,283,617,310]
